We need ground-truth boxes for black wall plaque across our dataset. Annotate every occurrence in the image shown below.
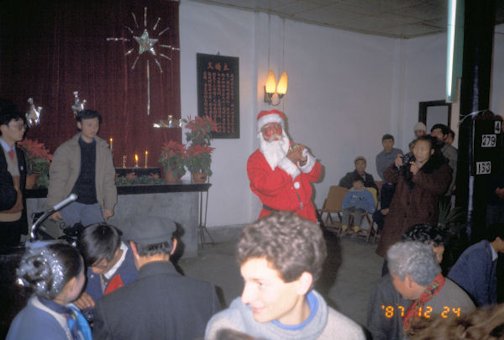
[197,53,239,138]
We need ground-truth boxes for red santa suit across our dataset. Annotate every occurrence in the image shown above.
[247,110,322,222]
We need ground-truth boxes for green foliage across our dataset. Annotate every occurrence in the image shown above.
[437,200,469,275]
[159,141,186,178]
[185,150,213,176]
[437,199,466,229]
[115,175,165,186]
[184,116,217,176]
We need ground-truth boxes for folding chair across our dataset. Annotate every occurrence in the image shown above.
[317,186,348,234]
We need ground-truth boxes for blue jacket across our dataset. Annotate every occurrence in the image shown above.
[81,242,138,322]
[448,240,497,306]
[7,296,91,340]
[342,189,375,213]
[85,243,138,303]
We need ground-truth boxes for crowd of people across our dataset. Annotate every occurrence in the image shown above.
[2,102,504,339]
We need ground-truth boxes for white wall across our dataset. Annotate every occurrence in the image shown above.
[395,34,448,149]
[277,20,396,207]
[180,2,257,227]
[180,1,504,228]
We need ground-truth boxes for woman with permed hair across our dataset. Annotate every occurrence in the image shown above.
[6,241,91,340]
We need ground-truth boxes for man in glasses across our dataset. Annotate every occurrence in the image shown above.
[0,102,28,247]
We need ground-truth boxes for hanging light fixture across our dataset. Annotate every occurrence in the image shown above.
[264,70,288,105]
[265,69,277,94]
[276,71,288,96]
[264,16,288,106]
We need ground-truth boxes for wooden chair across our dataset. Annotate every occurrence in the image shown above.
[317,186,348,234]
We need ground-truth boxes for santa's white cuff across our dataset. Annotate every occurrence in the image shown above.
[300,149,316,173]
[278,157,301,179]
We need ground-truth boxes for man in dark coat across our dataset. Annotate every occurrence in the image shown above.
[0,109,27,247]
[93,216,221,340]
[0,100,19,211]
[0,161,16,211]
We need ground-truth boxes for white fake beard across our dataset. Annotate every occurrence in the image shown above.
[259,131,290,170]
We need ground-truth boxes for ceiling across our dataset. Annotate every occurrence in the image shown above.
[191,0,504,39]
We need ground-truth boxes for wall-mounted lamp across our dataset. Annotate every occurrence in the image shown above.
[264,69,288,106]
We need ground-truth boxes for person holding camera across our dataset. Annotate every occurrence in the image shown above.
[376,136,452,262]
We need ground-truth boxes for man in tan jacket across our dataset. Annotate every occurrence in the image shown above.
[48,109,116,227]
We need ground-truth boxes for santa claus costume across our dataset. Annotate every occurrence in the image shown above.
[247,110,322,222]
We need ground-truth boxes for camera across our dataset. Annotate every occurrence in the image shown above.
[400,153,416,171]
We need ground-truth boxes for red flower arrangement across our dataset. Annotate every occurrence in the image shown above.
[185,115,218,146]
[159,141,187,178]
[184,115,217,179]
[17,139,53,188]
[185,144,215,176]
[17,139,53,174]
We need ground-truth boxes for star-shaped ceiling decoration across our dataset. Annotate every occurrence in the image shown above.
[107,6,180,116]
[134,29,158,55]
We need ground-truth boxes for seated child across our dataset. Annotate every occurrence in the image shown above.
[7,241,92,340]
[341,177,375,233]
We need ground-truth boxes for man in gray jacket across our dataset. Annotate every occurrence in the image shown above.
[205,212,365,340]
[48,109,117,227]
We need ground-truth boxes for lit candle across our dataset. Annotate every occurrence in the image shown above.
[109,137,113,152]
[122,155,127,168]
[144,150,149,168]
[134,154,139,168]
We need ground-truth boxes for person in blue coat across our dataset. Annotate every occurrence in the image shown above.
[75,223,138,321]
[448,223,504,306]
[341,177,375,233]
[7,241,92,340]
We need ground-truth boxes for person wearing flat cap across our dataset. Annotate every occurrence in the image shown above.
[93,215,221,340]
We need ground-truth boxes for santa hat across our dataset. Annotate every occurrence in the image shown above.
[257,109,287,131]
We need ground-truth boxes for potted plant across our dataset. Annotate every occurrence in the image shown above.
[185,115,218,146]
[159,141,186,184]
[17,139,53,189]
[185,144,214,183]
[184,115,217,183]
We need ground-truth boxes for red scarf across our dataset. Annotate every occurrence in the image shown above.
[403,273,446,331]
[104,274,125,295]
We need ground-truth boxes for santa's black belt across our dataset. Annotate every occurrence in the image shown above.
[262,205,279,212]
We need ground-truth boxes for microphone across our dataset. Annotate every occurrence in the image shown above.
[53,193,78,211]
[30,194,78,241]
